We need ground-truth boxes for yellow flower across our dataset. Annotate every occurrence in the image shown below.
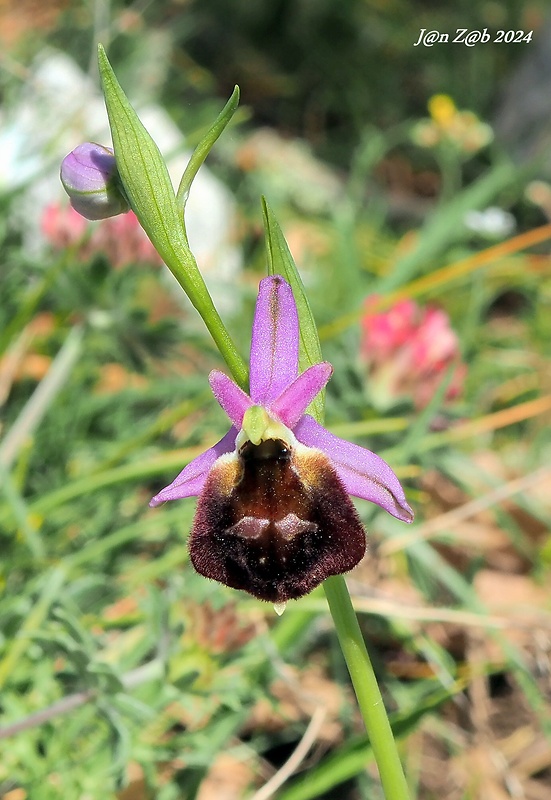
[428,94,457,128]
[412,94,493,154]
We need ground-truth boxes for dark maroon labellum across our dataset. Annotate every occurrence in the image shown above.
[189,438,367,602]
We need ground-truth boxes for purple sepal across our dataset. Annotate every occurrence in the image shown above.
[149,427,237,506]
[294,415,414,523]
[249,275,299,405]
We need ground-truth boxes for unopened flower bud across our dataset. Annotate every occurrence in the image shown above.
[60,142,130,220]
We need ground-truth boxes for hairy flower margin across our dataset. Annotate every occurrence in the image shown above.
[150,275,413,604]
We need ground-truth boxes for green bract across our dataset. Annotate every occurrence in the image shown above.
[98,46,192,282]
[262,199,325,423]
[97,44,248,388]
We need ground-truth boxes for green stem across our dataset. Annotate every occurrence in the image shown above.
[323,575,410,800]
[168,249,249,389]
[436,145,462,203]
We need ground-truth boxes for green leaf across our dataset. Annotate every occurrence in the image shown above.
[177,86,240,210]
[261,199,325,422]
[87,662,125,694]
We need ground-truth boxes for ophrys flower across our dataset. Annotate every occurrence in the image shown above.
[150,275,413,603]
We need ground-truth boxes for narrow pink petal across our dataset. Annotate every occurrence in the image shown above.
[249,275,299,405]
[294,415,414,523]
[270,362,333,428]
[209,370,253,428]
[149,427,237,506]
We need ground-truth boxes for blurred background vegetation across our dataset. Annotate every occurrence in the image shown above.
[1,1,551,799]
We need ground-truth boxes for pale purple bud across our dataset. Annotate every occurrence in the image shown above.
[60,143,130,220]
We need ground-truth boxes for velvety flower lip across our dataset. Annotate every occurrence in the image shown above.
[150,274,413,525]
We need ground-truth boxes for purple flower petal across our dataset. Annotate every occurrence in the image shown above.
[270,362,333,428]
[60,143,129,220]
[149,427,237,506]
[294,415,414,523]
[249,275,299,405]
[209,370,252,428]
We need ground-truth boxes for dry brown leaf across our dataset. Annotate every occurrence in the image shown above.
[103,595,140,622]
[523,777,551,800]
[451,743,513,800]
[94,363,148,394]
[248,663,348,745]
[475,570,551,614]
[117,761,148,800]
[184,601,258,654]
[509,738,551,778]
[0,0,68,46]
[196,753,257,800]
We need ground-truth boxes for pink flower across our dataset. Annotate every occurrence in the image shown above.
[151,276,413,603]
[41,203,162,269]
[41,202,88,249]
[87,211,163,268]
[361,297,466,410]
[362,299,418,358]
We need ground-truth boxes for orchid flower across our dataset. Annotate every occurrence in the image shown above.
[150,275,413,603]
